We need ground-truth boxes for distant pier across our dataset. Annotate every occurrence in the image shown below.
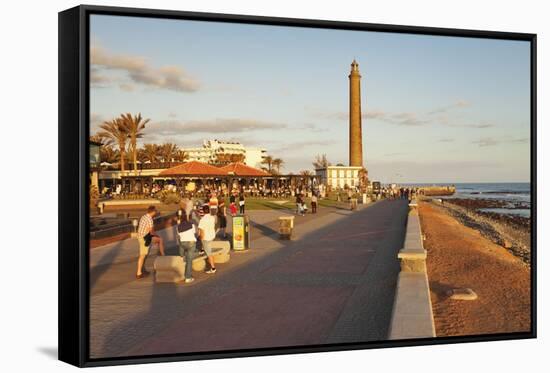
[418,185,456,196]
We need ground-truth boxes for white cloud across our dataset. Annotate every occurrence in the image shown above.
[472,137,529,147]
[308,100,495,128]
[90,113,104,132]
[271,139,335,153]
[145,118,286,136]
[427,100,470,115]
[90,45,200,93]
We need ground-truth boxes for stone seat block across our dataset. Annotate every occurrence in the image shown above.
[205,240,231,264]
[191,256,207,271]
[154,256,184,283]
[214,253,230,264]
[209,240,230,256]
[398,248,427,260]
[153,255,207,282]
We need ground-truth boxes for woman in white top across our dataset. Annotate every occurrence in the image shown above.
[176,210,197,283]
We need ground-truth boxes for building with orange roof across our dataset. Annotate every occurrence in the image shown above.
[159,161,226,177]
[218,162,271,177]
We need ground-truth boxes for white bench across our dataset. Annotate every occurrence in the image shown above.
[153,240,231,283]
[209,240,231,264]
[153,255,207,283]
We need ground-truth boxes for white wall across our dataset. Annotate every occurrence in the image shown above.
[1,1,547,373]
[245,148,265,168]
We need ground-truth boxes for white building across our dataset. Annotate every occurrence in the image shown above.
[183,139,267,167]
[316,165,363,189]
[244,147,266,169]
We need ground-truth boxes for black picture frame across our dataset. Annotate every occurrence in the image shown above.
[58,4,537,367]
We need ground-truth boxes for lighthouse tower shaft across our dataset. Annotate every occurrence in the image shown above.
[349,60,363,167]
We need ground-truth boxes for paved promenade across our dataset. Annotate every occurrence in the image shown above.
[90,199,409,358]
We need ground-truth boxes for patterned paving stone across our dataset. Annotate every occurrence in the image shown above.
[89,200,408,358]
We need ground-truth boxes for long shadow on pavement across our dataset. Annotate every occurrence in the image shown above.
[93,199,409,358]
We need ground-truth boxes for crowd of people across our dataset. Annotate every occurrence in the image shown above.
[135,191,233,283]
[132,185,419,281]
[377,186,420,200]
[102,180,319,200]
[134,187,326,282]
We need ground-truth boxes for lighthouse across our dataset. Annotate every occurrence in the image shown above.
[315,59,368,191]
[349,59,363,167]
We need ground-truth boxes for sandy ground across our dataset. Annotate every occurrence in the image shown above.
[419,201,531,337]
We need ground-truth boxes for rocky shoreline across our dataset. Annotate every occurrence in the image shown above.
[445,198,530,230]
[427,198,531,265]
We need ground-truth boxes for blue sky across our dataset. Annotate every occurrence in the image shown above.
[90,15,531,183]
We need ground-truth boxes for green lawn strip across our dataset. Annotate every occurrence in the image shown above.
[153,196,355,212]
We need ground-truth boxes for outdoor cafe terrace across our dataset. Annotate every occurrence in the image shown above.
[98,161,320,198]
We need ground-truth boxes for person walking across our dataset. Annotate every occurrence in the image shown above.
[185,196,194,220]
[296,194,305,216]
[198,205,218,274]
[136,205,165,279]
[217,203,228,239]
[176,213,197,284]
[238,193,246,214]
[311,193,318,214]
[229,201,238,216]
[209,191,219,214]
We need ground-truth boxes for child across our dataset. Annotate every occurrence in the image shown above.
[229,201,238,216]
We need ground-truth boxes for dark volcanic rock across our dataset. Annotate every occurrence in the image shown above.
[446,198,506,209]
[430,199,531,265]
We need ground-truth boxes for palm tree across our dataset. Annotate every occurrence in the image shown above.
[230,153,245,163]
[141,143,160,163]
[100,145,119,164]
[174,149,189,162]
[215,153,245,166]
[98,118,128,172]
[261,155,274,172]
[120,113,150,175]
[89,134,111,146]
[272,158,284,174]
[160,143,179,163]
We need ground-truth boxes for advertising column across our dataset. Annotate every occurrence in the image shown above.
[232,215,250,251]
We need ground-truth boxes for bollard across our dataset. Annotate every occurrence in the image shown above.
[278,216,295,240]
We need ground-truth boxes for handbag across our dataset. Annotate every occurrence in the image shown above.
[143,233,152,247]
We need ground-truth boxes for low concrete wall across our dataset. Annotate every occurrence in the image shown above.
[98,199,161,213]
[389,199,436,339]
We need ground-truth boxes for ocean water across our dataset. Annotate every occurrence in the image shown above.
[453,182,531,217]
[403,182,531,217]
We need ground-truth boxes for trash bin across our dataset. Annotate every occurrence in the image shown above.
[232,215,250,251]
[278,216,295,240]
